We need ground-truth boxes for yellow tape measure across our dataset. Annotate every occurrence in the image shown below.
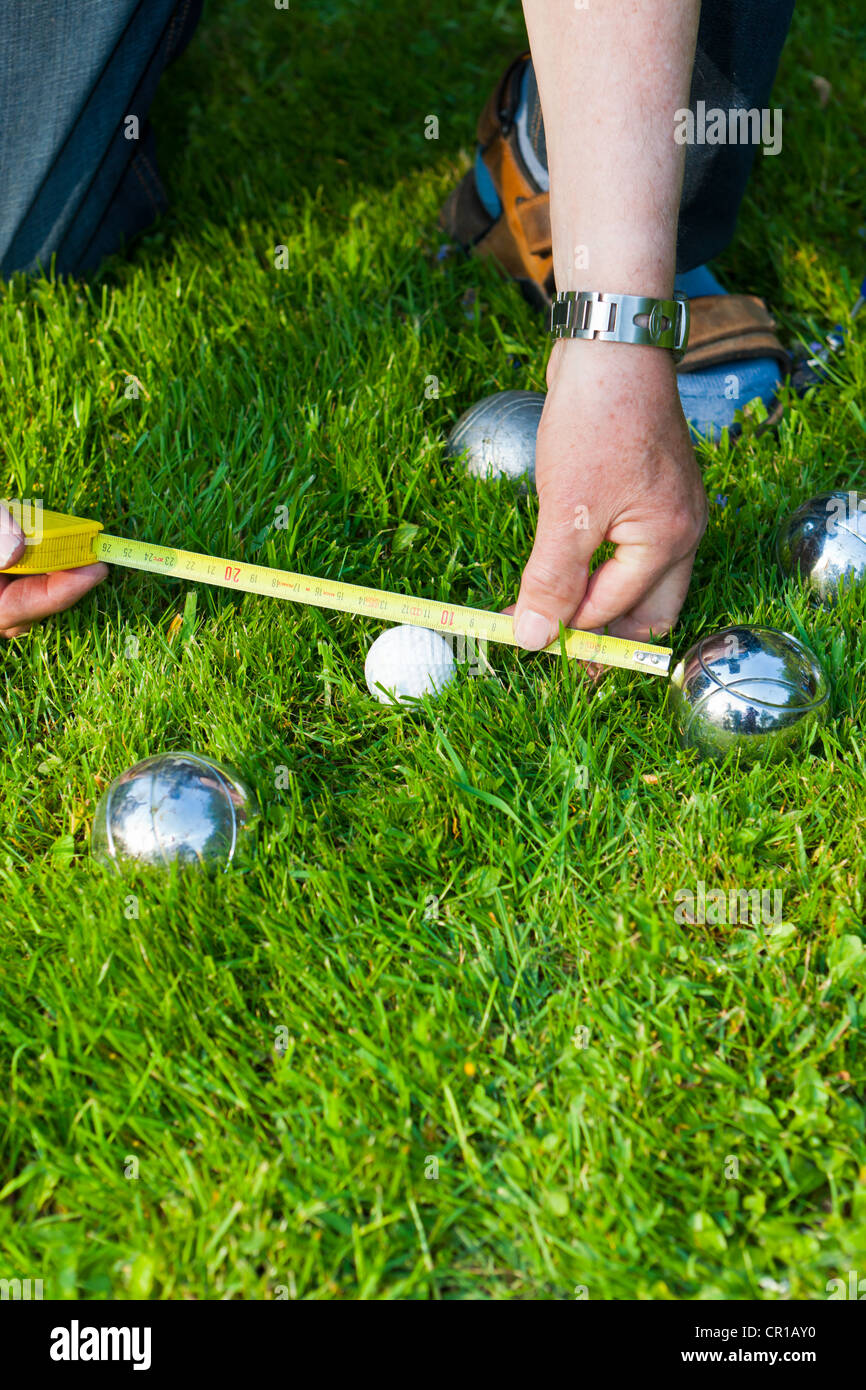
[5,506,671,676]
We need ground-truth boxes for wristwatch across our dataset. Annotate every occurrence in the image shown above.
[549,290,689,360]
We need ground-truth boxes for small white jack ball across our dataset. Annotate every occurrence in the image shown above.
[364,625,456,704]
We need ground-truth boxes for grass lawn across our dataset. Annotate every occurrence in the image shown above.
[1,0,865,1300]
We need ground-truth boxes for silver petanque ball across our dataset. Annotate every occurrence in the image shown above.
[669,626,829,762]
[92,751,256,870]
[446,389,545,484]
[777,489,866,605]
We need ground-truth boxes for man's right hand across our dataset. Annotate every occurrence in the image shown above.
[513,339,707,648]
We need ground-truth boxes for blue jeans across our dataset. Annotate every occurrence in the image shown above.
[679,0,796,270]
[0,0,203,278]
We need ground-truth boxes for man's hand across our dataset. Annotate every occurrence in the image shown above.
[517,0,703,648]
[0,509,107,638]
[513,340,707,648]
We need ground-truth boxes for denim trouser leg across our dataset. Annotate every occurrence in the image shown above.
[0,0,203,278]
[677,0,796,271]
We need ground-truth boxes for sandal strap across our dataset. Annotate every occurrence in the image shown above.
[476,52,529,147]
[475,50,554,303]
[678,293,791,375]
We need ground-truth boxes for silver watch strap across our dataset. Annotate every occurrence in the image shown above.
[550,290,689,358]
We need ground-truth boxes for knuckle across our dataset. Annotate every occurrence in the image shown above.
[523,554,587,608]
[652,611,681,636]
[667,498,707,553]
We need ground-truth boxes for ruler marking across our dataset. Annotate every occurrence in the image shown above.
[90,532,671,676]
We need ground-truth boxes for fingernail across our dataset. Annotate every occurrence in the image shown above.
[514,609,553,650]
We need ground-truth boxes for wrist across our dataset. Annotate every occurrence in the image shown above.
[547,335,680,389]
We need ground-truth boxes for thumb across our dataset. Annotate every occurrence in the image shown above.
[513,501,602,650]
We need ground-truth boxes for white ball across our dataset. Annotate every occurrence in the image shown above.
[364,624,456,704]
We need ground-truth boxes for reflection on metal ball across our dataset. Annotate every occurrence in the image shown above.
[669,625,829,762]
[777,489,866,605]
[445,389,545,484]
[91,751,256,870]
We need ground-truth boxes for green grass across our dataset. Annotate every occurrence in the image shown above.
[1,0,866,1300]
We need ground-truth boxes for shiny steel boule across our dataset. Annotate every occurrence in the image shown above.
[777,489,866,605]
[446,389,545,484]
[669,626,829,762]
[91,752,256,869]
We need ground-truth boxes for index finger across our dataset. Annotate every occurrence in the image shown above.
[571,542,677,635]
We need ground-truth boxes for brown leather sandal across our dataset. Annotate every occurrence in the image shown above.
[440,53,554,312]
[441,54,791,429]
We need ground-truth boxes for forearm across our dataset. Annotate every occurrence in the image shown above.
[522,0,700,298]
